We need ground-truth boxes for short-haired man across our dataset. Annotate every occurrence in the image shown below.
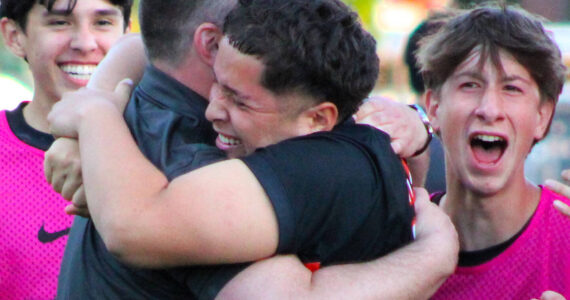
[0,0,131,297]
[417,5,570,298]
[47,0,457,298]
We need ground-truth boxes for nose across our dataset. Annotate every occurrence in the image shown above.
[205,83,229,123]
[70,24,98,53]
[474,88,505,123]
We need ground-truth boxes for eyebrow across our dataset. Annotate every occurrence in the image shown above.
[503,75,532,84]
[453,71,532,85]
[43,8,121,17]
[453,71,485,82]
[221,83,250,100]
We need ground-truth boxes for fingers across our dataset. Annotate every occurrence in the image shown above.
[44,138,83,200]
[562,169,570,182]
[538,291,566,300]
[61,169,83,200]
[353,97,388,121]
[64,185,90,218]
[64,204,90,218]
[412,187,432,216]
[543,179,570,219]
[412,187,459,269]
[44,153,54,190]
[112,78,134,112]
[544,179,570,199]
[553,200,570,218]
[390,141,403,156]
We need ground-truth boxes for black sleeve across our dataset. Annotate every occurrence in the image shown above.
[241,127,414,266]
[168,263,251,300]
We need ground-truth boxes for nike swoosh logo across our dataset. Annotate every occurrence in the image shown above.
[38,224,70,244]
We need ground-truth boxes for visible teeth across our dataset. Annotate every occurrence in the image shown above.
[60,64,96,80]
[219,134,242,145]
[474,135,504,143]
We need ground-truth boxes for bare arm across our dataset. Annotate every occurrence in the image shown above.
[217,188,459,300]
[88,33,147,93]
[47,83,279,268]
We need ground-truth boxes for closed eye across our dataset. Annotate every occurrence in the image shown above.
[48,19,70,26]
[460,82,480,90]
[504,84,523,93]
[95,19,114,26]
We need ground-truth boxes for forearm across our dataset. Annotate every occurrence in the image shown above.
[220,238,455,300]
[88,33,147,91]
[307,238,454,299]
[407,150,430,187]
[219,188,458,299]
[76,102,171,262]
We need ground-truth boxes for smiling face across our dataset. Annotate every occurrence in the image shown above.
[7,0,127,105]
[205,37,316,158]
[427,48,554,196]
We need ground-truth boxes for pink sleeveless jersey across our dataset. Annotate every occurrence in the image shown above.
[0,111,72,299]
[432,188,570,299]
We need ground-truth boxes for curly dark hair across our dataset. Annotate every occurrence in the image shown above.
[223,0,379,121]
[1,0,132,32]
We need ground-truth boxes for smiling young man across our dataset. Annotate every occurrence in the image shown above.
[416,5,570,298]
[0,0,131,297]
[46,0,459,298]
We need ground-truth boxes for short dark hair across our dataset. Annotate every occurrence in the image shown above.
[223,0,379,121]
[0,0,132,32]
[404,12,451,95]
[139,0,236,65]
[417,4,566,104]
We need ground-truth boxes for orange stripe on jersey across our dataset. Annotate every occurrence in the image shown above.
[304,262,321,272]
[402,159,417,239]
[401,159,416,206]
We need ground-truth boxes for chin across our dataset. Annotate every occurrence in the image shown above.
[466,178,506,197]
[226,149,248,159]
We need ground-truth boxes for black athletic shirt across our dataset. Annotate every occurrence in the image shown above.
[242,121,415,265]
[57,65,414,298]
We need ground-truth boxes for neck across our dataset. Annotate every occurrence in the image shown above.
[23,92,55,133]
[441,169,541,252]
[152,55,213,100]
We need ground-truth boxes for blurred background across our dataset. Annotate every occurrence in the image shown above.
[1,0,568,183]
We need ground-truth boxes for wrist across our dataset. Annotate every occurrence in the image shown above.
[408,104,434,157]
[78,99,122,136]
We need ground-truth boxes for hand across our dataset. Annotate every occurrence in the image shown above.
[531,290,566,300]
[354,97,428,158]
[47,78,134,138]
[413,188,459,275]
[544,169,570,218]
[64,185,90,218]
[44,137,90,217]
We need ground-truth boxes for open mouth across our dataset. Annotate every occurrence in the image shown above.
[470,134,508,164]
[60,64,97,81]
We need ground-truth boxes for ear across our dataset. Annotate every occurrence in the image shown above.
[534,99,555,141]
[0,17,27,59]
[193,22,223,67]
[124,19,132,34]
[425,89,441,133]
[300,102,338,133]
